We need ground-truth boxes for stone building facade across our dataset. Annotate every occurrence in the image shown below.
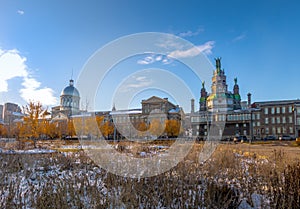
[252,100,300,138]
[191,58,255,140]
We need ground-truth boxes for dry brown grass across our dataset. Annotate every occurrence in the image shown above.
[0,139,299,208]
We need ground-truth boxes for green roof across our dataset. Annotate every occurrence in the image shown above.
[234,94,241,100]
[200,97,206,102]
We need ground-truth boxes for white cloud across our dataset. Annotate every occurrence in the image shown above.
[17,10,24,15]
[137,55,155,65]
[0,48,57,106]
[178,28,204,37]
[20,77,57,105]
[168,41,215,58]
[137,39,214,65]
[137,54,172,65]
[232,34,246,42]
[0,49,28,92]
[120,75,153,93]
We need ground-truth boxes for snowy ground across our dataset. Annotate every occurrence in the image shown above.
[0,141,299,208]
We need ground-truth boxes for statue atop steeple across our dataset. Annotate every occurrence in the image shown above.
[215,57,221,71]
[201,81,205,89]
[234,77,237,85]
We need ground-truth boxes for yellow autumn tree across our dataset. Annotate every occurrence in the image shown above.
[137,121,149,138]
[21,101,44,147]
[165,119,181,138]
[149,119,165,138]
[99,120,114,139]
[67,119,76,138]
[0,124,7,137]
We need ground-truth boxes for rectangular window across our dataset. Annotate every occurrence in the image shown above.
[257,122,260,126]
[283,127,287,134]
[271,107,275,114]
[276,117,280,124]
[282,116,286,123]
[276,107,280,114]
[264,108,268,115]
[297,118,300,125]
[272,127,276,135]
[256,114,260,120]
[289,127,294,134]
[265,117,269,124]
[265,127,269,134]
[243,123,247,127]
[277,127,281,134]
[289,116,293,123]
[271,117,275,124]
[236,124,239,128]
[282,107,286,114]
[289,106,293,113]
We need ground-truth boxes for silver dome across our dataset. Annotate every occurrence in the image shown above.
[61,80,80,97]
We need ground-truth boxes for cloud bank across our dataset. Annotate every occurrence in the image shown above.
[168,41,215,58]
[0,48,57,105]
[137,40,215,65]
[178,28,204,37]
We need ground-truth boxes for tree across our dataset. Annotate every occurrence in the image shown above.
[67,119,76,138]
[165,119,181,138]
[149,119,165,138]
[0,124,7,137]
[99,119,114,139]
[21,101,44,147]
[137,121,149,138]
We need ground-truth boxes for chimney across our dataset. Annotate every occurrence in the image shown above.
[191,99,195,113]
[247,93,252,108]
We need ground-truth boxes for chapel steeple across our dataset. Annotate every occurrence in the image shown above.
[199,81,208,111]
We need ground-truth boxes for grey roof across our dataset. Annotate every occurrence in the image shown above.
[61,85,80,97]
[254,99,300,106]
[110,109,142,115]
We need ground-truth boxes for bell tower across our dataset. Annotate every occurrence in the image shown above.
[199,81,208,111]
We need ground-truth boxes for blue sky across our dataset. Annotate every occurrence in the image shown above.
[0,0,300,112]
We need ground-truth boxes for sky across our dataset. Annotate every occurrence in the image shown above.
[1,0,300,113]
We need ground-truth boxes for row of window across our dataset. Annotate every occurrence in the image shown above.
[192,114,300,125]
[196,123,247,130]
[191,113,255,123]
[264,106,293,115]
[264,126,294,135]
[265,116,293,124]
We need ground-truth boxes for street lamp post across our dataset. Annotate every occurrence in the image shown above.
[293,105,297,138]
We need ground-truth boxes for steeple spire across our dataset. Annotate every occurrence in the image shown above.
[69,69,74,86]
[69,79,74,86]
[215,57,221,71]
[112,103,116,111]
